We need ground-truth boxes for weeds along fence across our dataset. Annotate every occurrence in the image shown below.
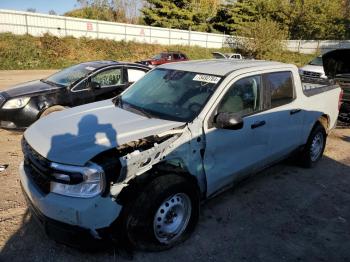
[1,9,350,54]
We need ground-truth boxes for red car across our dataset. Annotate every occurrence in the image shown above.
[137,51,189,67]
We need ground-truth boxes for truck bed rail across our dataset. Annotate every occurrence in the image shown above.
[302,82,339,97]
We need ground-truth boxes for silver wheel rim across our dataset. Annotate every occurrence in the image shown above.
[153,193,192,244]
[310,132,324,161]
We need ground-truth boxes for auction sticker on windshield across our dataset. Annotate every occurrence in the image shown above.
[193,74,221,84]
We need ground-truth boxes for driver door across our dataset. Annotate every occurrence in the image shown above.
[90,67,126,101]
[203,74,271,196]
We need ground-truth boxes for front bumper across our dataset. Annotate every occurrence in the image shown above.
[19,162,123,247]
[21,183,109,250]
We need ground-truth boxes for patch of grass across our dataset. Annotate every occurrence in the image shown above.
[0,33,316,69]
[263,51,316,67]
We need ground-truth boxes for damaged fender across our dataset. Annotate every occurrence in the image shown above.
[109,125,205,197]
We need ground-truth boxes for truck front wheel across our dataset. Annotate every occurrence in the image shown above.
[120,174,200,251]
[299,123,327,168]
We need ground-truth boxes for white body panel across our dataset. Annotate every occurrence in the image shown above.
[194,65,340,196]
[21,60,341,230]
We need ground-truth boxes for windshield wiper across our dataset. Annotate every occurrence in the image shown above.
[40,79,63,87]
[124,103,154,119]
[113,96,153,118]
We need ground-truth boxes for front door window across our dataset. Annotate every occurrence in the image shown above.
[92,68,123,88]
[217,75,262,116]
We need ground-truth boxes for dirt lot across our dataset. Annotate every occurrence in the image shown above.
[0,71,350,262]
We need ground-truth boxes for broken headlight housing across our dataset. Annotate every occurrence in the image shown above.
[49,162,105,198]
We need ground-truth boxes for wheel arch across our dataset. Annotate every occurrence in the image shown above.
[115,161,202,207]
[39,104,67,118]
[316,114,330,133]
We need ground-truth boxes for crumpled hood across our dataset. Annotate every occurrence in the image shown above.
[1,80,62,98]
[323,49,350,79]
[24,100,185,166]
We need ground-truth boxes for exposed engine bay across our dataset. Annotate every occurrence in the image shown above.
[110,128,185,196]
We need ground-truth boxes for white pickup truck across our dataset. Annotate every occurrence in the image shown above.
[20,60,342,251]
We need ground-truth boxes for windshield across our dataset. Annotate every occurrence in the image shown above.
[212,52,226,59]
[309,56,323,66]
[152,53,164,60]
[121,69,222,122]
[45,64,96,87]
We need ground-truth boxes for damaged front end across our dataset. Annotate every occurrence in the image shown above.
[109,128,187,197]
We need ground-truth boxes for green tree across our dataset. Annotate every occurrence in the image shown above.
[212,0,347,40]
[211,0,264,34]
[142,0,194,30]
[142,0,221,32]
[65,0,140,24]
[237,18,287,59]
[263,0,346,40]
[211,1,236,34]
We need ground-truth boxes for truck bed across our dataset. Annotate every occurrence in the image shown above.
[300,81,341,132]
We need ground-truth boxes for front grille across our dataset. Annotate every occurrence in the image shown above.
[303,71,322,78]
[0,94,5,107]
[22,138,52,194]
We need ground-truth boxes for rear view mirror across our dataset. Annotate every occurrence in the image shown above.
[214,112,244,130]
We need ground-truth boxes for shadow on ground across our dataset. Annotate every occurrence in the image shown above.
[1,155,350,262]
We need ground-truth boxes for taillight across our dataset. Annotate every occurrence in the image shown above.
[338,89,344,111]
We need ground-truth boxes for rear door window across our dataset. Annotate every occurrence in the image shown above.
[264,71,294,108]
[179,53,186,59]
[127,68,147,83]
[173,53,181,60]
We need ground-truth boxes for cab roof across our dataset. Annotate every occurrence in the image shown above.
[159,59,288,76]
[79,60,149,70]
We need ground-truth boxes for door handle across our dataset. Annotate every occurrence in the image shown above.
[290,109,301,115]
[251,120,266,129]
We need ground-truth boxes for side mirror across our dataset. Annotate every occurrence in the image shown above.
[88,81,101,90]
[214,112,244,130]
[125,82,133,88]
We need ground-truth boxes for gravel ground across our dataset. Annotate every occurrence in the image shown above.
[0,71,349,262]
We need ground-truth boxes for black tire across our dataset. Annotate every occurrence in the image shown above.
[40,105,65,118]
[299,123,327,168]
[119,174,200,251]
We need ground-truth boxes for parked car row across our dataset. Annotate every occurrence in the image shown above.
[211,52,243,60]
[136,51,189,67]
[0,51,247,130]
[298,55,328,83]
[0,49,347,253]
[0,61,150,130]
[17,54,344,251]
